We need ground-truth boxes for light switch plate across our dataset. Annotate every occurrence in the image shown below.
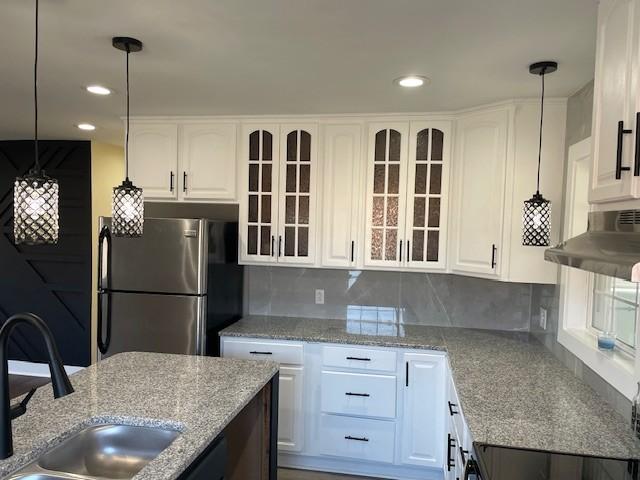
[539,307,547,330]
[315,289,325,305]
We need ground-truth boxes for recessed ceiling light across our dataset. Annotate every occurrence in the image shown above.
[77,123,96,131]
[395,75,429,88]
[86,85,111,95]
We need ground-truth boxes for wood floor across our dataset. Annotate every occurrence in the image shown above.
[9,374,49,399]
[278,468,382,479]
[8,376,382,480]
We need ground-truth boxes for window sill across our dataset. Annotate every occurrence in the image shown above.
[558,328,635,400]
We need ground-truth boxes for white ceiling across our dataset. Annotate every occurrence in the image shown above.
[1,0,598,145]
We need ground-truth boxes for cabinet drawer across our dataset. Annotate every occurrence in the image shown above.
[322,345,397,372]
[221,338,303,365]
[321,371,396,419]
[447,373,465,441]
[319,414,395,464]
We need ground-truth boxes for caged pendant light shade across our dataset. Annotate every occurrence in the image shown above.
[522,61,557,247]
[111,37,144,237]
[14,0,59,246]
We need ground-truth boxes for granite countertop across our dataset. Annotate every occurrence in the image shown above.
[0,352,278,480]
[221,315,640,459]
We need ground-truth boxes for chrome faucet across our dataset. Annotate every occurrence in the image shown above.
[0,313,74,459]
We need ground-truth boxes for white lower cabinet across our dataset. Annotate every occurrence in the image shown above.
[278,365,305,452]
[222,337,459,479]
[400,352,446,468]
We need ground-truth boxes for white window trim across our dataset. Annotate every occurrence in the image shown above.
[557,137,637,400]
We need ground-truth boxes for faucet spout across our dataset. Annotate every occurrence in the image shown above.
[0,313,74,459]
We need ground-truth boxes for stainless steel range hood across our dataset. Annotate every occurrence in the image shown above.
[544,210,640,282]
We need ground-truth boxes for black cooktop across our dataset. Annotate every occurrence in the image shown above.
[474,443,639,480]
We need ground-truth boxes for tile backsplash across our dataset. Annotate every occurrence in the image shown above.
[246,266,533,331]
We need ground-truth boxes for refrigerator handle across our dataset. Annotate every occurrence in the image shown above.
[97,226,112,355]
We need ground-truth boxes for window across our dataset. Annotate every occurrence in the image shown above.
[590,274,639,354]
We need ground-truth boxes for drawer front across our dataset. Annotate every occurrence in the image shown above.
[321,371,397,419]
[221,338,303,365]
[322,345,397,372]
[319,414,395,463]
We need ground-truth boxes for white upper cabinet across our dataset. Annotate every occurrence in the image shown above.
[450,101,566,284]
[239,124,280,263]
[364,123,410,269]
[128,123,178,199]
[590,0,640,203]
[450,108,509,277]
[405,122,451,270]
[180,123,237,201]
[277,124,318,265]
[128,121,237,202]
[238,123,318,265]
[321,123,363,268]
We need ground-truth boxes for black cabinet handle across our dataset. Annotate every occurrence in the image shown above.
[399,240,403,262]
[345,392,370,397]
[459,447,469,465]
[635,112,640,176]
[406,361,409,387]
[407,240,410,262]
[183,172,188,192]
[346,356,371,361]
[447,434,456,471]
[271,235,275,257]
[278,235,282,257]
[616,120,632,179]
[491,244,497,269]
[448,401,459,416]
[351,240,355,263]
[170,171,174,192]
[249,351,273,355]
[345,435,369,442]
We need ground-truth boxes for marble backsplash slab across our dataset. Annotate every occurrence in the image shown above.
[245,266,533,331]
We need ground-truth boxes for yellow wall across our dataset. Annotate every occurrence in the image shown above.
[91,142,124,363]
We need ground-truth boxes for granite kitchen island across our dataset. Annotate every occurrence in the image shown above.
[0,352,279,480]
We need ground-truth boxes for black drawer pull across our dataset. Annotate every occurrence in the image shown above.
[459,447,469,465]
[616,120,632,179]
[448,401,459,416]
[249,351,273,355]
[183,171,188,192]
[447,434,456,471]
[345,392,370,397]
[491,244,497,269]
[346,356,371,361]
[170,171,174,192]
[345,435,369,442]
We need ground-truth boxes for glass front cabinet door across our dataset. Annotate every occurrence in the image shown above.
[364,121,450,270]
[239,123,318,265]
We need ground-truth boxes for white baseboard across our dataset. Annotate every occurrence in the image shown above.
[8,360,84,378]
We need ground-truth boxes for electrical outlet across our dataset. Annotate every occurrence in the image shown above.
[315,289,325,305]
[539,307,548,330]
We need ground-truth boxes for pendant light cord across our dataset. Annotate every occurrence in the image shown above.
[536,69,545,195]
[125,45,130,180]
[34,0,40,172]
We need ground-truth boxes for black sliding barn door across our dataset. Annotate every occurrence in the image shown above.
[0,141,91,366]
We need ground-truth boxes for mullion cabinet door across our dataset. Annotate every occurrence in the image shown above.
[364,123,409,268]
[404,121,451,270]
[277,124,318,265]
[239,124,280,263]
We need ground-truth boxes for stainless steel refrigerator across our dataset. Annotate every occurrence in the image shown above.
[97,217,243,359]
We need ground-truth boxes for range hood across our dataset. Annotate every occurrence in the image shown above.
[544,210,640,282]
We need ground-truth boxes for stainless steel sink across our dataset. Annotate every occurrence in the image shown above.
[6,424,180,480]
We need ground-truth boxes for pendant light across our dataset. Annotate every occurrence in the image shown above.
[13,0,59,246]
[111,37,144,237]
[522,61,557,247]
